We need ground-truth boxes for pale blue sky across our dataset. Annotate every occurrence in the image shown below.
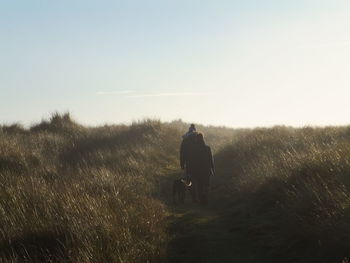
[1,0,350,127]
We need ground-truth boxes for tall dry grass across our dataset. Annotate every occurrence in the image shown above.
[0,114,178,262]
[5,113,349,262]
[215,126,350,262]
[0,113,237,262]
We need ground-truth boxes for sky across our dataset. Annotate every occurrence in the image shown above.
[1,0,350,128]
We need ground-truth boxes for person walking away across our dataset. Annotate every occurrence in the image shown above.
[191,133,215,205]
[180,124,198,202]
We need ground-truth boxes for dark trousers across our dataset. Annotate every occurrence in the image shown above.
[190,175,210,205]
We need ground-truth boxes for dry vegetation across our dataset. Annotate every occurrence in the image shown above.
[1,113,350,263]
[215,126,350,263]
[0,113,236,262]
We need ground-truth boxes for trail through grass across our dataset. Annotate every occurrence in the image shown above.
[163,170,259,263]
[4,115,350,262]
[166,202,259,263]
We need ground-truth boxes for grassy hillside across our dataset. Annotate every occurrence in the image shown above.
[2,114,350,263]
[214,126,350,263]
[0,113,237,262]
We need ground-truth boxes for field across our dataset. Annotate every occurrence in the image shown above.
[1,113,350,262]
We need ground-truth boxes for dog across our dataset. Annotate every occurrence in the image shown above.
[172,177,192,204]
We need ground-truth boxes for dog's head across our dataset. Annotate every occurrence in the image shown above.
[180,178,192,187]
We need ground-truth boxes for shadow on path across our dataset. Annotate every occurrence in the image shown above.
[165,202,259,263]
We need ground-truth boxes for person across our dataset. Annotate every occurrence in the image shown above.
[180,124,198,202]
[190,133,215,205]
[180,129,215,205]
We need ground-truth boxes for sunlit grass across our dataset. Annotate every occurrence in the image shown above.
[215,126,350,262]
[3,113,349,262]
[0,113,236,262]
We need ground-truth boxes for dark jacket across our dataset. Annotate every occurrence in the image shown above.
[180,133,197,173]
[191,144,214,177]
[180,135,214,177]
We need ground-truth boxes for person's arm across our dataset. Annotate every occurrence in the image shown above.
[180,140,185,169]
[208,147,215,176]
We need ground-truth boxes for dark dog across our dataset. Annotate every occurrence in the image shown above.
[172,178,192,204]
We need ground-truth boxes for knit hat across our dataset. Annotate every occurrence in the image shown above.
[189,124,196,132]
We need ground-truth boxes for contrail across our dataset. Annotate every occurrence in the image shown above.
[127,92,215,98]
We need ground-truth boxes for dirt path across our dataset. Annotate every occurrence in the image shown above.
[159,167,259,262]
[165,201,259,263]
